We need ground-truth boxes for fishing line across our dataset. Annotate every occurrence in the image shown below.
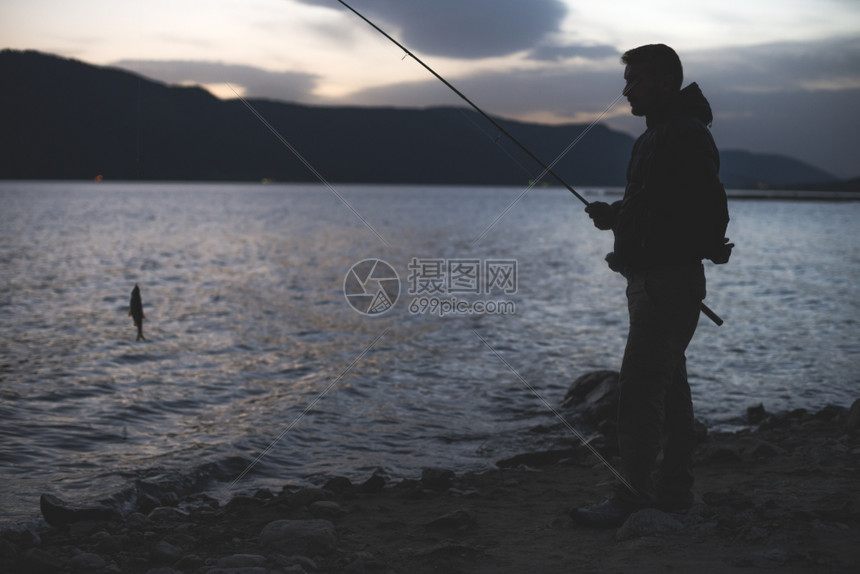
[453,108,537,182]
[226,83,389,246]
[474,330,638,496]
[470,91,627,245]
[227,328,391,490]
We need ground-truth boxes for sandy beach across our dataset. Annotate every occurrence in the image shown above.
[2,397,858,574]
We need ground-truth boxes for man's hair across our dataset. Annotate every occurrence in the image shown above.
[621,44,683,90]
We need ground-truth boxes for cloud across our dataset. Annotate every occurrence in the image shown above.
[110,59,320,102]
[684,36,860,93]
[654,37,860,177]
[299,0,568,59]
[526,42,620,63]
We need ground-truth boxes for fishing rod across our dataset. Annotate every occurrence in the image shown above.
[333,0,724,327]
[335,0,587,204]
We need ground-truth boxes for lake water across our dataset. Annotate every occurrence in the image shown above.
[1,181,858,526]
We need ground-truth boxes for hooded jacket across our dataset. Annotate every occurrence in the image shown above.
[609,82,728,272]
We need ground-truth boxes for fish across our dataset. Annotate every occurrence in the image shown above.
[129,284,145,341]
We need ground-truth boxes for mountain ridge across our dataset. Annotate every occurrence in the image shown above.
[0,49,846,189]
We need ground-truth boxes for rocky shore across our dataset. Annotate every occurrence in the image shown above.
[2,375,858,573]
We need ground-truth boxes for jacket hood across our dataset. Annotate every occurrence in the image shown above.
[678,82,713,126]
[647,82,714,127]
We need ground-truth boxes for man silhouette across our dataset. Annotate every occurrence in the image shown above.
[573,44,731,527]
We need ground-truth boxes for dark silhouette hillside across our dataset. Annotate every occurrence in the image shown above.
[0,49,840,188]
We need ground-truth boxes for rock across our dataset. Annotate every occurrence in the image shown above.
[0,536,16,557]
[735,548,790,569]
[359,474,386,493]
[69,552,106,570]
[216,554,266,568]
[696,445,744,466]
[846,398,860,430]
[269,553,317,571]
[562,370,619,424]
[344,556,366,573]
[291,488,333,508]
[39,494,118,528]
[411,541,482,558]
[616,508,684,541]
[68,520,100,538]
[205,567,268,574]
[91,531,121,554]
[309,500,346,518]
[175,554,204,572]
[323,476,354,492]
[126,512,150,529]
[23,547,64,573]
[145,568,183,574]
[254,488,275,499]
[11,524,43,549]
[421,468,455,491]
[259,519,337,556]
[147,507,189,522]
[137,493,162,515]
[151,539,183,563]
[496,448,580,468]
[424,509,476,531]
[746,403,768,424]
[747,440,786,458]
[225,495,264,512]
[702,490,755,511]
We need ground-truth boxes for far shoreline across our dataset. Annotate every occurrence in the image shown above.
[2,179,860,201]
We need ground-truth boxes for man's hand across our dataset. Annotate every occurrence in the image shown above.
[585,202,615,230]
[707,237,734,264]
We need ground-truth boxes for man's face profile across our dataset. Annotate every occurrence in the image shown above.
[623,63,655,117]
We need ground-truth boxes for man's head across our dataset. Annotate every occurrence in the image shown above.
[621,44,683,117]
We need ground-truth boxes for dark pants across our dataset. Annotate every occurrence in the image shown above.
[615,264,705,509]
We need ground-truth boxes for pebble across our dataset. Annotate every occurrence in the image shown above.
[359,475,385,493]
[151,539,183,563]
[126,512,150,529]
[269,553,318,571]
[23,547,64,572]
[204,567,268,574]
[616,508,684,541]
[216,553,266,568]
[91,531,121,554]
[421,468,455,491]
[424,509,476,531]
[290,488,333,508]
[68,521,100,538]
[147,507,189,522]
[259,519,337,556]
[309,500,346,518]
[323,476,354,492]
[175,554,205,571]
[69,552,106,570]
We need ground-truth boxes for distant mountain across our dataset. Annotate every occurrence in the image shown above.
[0,49,842,189]
[719,149,839,190]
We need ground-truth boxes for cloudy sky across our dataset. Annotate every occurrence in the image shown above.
[3,0,859,177]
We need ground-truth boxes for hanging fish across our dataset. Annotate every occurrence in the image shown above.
[129,284,145,341]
